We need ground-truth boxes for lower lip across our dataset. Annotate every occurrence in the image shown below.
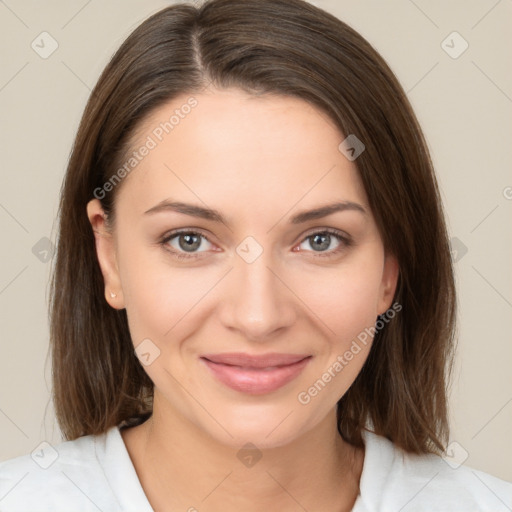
[201,357,312,395]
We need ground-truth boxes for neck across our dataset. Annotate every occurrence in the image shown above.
[122,396,364,512]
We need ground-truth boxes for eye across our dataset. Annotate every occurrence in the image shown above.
[160,228,352,261]
[160,230,215,260]
[295,229,352,258]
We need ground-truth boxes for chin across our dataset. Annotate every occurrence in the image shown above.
[194,400,316,451]
[211,423,302,451]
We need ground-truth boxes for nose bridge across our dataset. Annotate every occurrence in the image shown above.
[223,239,294,340]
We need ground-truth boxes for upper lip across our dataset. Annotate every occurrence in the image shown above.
[201,353,311,368]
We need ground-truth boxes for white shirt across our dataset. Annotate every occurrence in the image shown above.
[0,425,511,511]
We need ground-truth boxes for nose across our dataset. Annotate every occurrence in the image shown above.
[219,247,297,342]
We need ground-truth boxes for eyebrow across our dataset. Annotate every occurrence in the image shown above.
[144,199,366,225]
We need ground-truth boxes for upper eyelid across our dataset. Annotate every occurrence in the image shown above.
[161,229,214,248]
[302,227,351,239]
[162,228,213,243]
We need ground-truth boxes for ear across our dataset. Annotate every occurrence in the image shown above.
[86,199,125,310]
[377,253,399,315]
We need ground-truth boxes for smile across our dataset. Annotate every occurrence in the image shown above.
[200,353,312,395]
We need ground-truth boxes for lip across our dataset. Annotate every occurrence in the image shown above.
[200,352,312,395]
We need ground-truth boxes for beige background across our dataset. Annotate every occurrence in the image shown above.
[0,0,511,482]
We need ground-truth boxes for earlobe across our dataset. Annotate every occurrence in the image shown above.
[86,199,125,310]
[377,253,399,315]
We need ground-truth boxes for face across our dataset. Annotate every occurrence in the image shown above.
[87,87,398,450]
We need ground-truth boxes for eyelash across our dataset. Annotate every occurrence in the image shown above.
[159,228,352,261]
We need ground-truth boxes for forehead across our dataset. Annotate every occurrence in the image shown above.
[116,88,367,222]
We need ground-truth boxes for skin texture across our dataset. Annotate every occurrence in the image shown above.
[87,87,399,512]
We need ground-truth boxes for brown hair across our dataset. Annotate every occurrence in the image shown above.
[49,0,456,455]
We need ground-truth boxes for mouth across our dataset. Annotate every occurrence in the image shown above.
[200,353,312,395]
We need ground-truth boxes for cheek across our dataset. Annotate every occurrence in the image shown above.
[291,257,384,410]
[117,240,212,345]
[118,228,385,353]
[291,254,384,344]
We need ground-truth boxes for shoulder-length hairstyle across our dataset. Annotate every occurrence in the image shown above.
[50,0,456,454]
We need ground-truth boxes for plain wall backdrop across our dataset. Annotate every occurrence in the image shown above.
[1,0,511,482]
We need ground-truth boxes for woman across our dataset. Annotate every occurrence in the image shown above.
[1,0,510,510]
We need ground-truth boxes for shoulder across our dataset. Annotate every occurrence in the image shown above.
[0,426,151,512]
[356,429,512,512]
[0,430,114,512]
